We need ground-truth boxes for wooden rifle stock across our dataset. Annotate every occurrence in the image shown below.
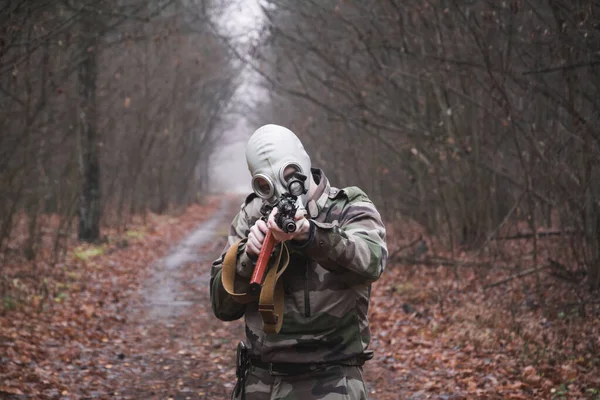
[249,230,277,293]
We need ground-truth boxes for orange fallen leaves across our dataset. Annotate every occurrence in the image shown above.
[365,217,600,399]
[0,196,224,399]
[522,365,541,386]
[2,198,599,399]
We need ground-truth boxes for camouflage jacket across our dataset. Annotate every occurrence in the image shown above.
[210,169,387,364]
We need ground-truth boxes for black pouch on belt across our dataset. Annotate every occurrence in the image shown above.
[232,341,249,400]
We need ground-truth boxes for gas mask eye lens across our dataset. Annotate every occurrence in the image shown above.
[280,163,307,197]
[252,175,274,198]
[257,180,270,193]
[283,166,298,182]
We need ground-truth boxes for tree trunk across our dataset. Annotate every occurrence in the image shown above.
[77,15,101,242]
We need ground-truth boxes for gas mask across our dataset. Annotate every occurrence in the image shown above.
[245,124,311,208]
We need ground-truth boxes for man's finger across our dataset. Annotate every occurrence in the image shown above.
[267,209,277,226]
[256,219,269,234]
[271,231,290,243]
[246,238,256,255]
[294,208,307,220]
[246,241,259,256]
[251,225,266,242]
[248,234,263,253]
[249,234,263,249]
[294,218,308,233]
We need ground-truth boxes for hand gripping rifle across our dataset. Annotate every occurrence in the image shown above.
[248,173,307,294]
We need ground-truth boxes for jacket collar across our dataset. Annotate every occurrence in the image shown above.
[306,169,331,218]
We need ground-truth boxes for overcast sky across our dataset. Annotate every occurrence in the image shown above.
[208,0,265,194]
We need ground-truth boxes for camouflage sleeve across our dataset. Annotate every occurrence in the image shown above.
[209,198,261,321]
[304,194,387,284]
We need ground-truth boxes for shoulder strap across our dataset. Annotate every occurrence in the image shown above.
[221,240,257,304]
[258,244,289,334]
[240,192,259,210]
[221,240,290,334]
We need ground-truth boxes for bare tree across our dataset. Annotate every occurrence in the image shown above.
[251,0,600,289]
[0,0,240,266]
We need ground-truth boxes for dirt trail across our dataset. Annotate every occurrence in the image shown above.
[112,199,244,400]
[141,208,225,320]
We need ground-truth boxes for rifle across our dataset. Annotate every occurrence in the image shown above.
[248,193,302,294]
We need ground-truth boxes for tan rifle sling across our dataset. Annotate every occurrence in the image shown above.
[221,240,290,334]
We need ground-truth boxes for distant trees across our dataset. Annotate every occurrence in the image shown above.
[0,1,239,258]
[253,0,600,289]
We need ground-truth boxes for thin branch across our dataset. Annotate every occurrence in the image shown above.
[484,265,550,289]
[494,230,582,241]
[388,235,424,260]
[522,60,600,75]
[391,255,491,268]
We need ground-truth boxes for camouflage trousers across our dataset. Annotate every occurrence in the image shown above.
[233,363,368,400]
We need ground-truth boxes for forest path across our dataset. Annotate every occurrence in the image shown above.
[112,199,244,399]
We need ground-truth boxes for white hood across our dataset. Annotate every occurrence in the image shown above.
[246,124,312,204]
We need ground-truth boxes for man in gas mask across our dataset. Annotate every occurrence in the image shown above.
[210,124,387,400]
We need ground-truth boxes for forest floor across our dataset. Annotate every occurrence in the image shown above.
[1,196,599,400]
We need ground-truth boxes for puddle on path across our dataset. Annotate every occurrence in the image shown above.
[140,199,233,321]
